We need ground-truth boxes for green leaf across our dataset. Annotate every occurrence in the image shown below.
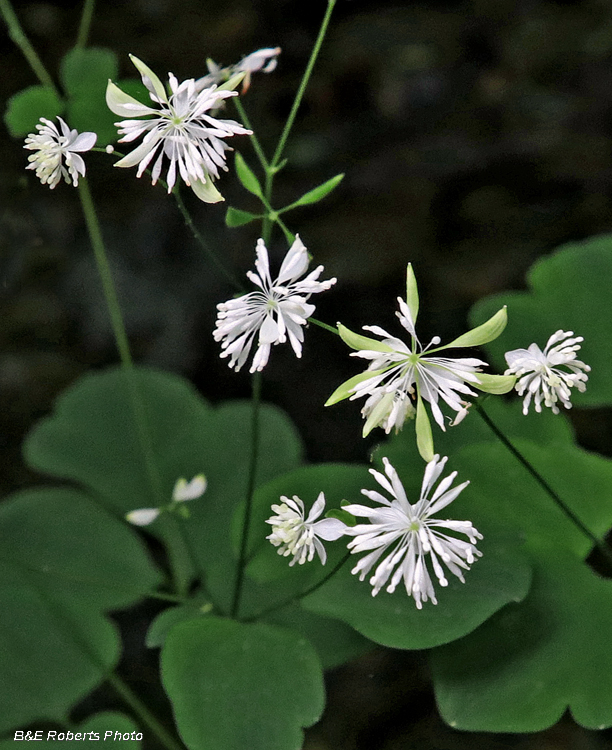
[24,366,303,611]
[304,491,531,650]
[75,713,142,745]
[146,600,213,648]
[235,152,263,198]
[0,485,160,732]
[280,173,344,211]
[432,550,612,731]
[60,47,119,95]
[4,86,64,138]
[66,91,115,147]
[262,604,372,670]
[225,206,262,227]
[470,234,612,406]
[161,617,325,750]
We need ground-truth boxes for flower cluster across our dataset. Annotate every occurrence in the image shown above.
[326,264,514,461]
[126,474,207,526]
[214,235,336,372]
[266,492,346,565]
[266,455,481,608]
[504,330,590,415]
[106,55,251,202]
[24,117,97,189]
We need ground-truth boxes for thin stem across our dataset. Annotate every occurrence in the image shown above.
[78,180,196,594]
[231,371,262,618]
[75,0,95,49]
[233,97,270,172]
[0,0,61,96]
[474,400,612,565]
[309,317,338,335]
[270,0,336,170]
[244,552,351,623]
[173,187,244,292]
[106,672,185,750]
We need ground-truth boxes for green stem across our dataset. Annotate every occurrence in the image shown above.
[106,672,185,750]
[309,317,338,335]
[75,0,95,49]
[474,401,612,565]
[0,0,61,96]
[233,97,270,173]
[78,180,195,594]
[244,552,351,623]
[231,371,262,618]
[173,188,244,291]
[270,0,336,170]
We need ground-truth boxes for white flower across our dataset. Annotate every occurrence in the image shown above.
[504,330,590,415]
[266,491,346,566]
[214,235,336,373]
[126,473,207,526]
[24,117,97,189]
[106,55,251,202]
[327,265,512,460]
[196,47,281,93]
[343,456,482,608]
[125,507,161,526]
[172,474,207,501]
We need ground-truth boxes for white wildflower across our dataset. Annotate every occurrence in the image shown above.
[343,456,482,609]
[24,117,97,189]
[214,235,336,373]
[266,492,346,566]
[106,55,251,202]
[327,265,512,460]
[196,47,281,93]
[126,473,207,526]
[504,330,590,415]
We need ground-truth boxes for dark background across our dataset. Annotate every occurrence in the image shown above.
[3,0,612,747]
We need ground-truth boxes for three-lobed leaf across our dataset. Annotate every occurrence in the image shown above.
[4,86,64,137]
[161,617,325,750]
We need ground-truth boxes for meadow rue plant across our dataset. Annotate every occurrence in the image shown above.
[125,474,207,526]
[326,264,514,460]
[343,456,481,608]
[214,235,336,372]
[6,0,612,745]
[504,330,590,415]
[266,492,346,566]
[105,55,251,202]
[24,116,97,188]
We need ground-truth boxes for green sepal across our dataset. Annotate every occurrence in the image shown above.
[190,178,224,203]
[338,323,392,353]
[473,373,516,394]
[363,391,394,437]
[235,152,263,198]
[325,369,385,407]
[217,72,246,92]
[279,173,344,212]
[405,263,419,324]
[443,306,507,350]
[415,395,435,462]
[128,54,167,101]
[225,207,262,227]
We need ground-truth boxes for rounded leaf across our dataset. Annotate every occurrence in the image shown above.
[161,617,325,750]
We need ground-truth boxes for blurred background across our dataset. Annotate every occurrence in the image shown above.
[3,0,612,747]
